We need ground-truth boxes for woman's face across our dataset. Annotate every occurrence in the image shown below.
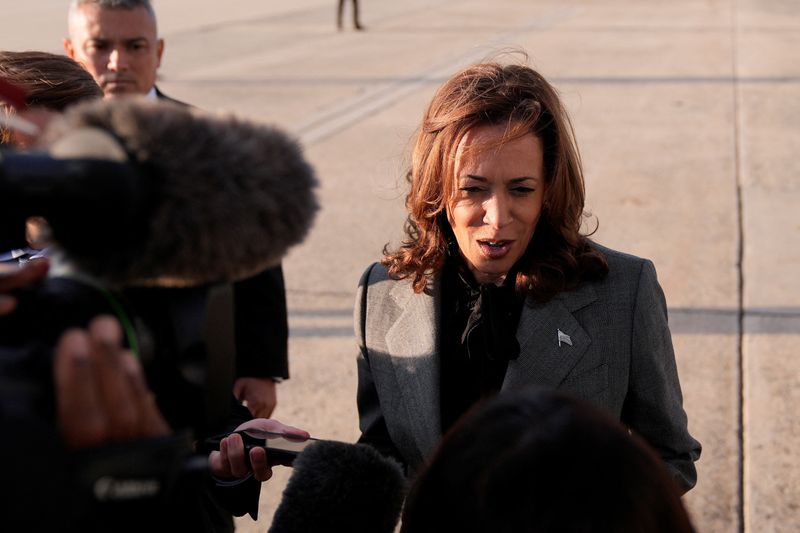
[447,123,546,285]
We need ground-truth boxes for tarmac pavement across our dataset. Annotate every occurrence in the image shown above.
[3,1,798,531]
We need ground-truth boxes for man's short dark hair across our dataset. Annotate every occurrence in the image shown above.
[71,0,156,17]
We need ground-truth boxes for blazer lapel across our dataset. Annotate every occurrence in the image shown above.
[504,284,597,390]
[384,279,442,458]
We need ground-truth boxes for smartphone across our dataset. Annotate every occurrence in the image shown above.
[206,429,319,467]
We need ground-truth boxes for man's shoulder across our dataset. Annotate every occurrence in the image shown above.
[154,86,190,107]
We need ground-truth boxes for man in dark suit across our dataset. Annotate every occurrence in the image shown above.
[64,0,290,418]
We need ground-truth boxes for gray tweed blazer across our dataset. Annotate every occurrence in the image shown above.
[355,242,701,493]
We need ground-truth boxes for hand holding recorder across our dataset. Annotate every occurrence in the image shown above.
[208,421,312,482]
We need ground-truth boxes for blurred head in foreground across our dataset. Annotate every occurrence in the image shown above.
[401,388,696,533]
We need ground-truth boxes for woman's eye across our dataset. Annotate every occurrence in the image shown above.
[459,186,484,194]
[511,186,535,195]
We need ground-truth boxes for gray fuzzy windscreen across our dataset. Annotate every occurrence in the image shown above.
[42,97,318,287]
[269,440,406,533]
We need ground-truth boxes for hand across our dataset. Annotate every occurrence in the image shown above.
[54,315,170,449]
[208,418,310,482]
[233,376,278,418]
[0,258,49,315]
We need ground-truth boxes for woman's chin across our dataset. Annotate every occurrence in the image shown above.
[469,265,510,285]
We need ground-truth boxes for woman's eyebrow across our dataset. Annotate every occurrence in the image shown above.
[460,174,539,183]
[509,176,539,183]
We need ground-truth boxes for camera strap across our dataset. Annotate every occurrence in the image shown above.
[49,268,143,360]
[97,287,141,360]
[52,269,237,434]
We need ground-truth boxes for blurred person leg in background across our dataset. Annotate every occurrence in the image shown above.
[337,0,364,31]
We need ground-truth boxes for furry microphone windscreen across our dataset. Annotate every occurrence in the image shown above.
[268,441,407,533]
[40,97,319,287]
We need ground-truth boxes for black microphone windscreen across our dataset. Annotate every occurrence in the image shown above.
[269,441,406,533]
[41,97,318,287]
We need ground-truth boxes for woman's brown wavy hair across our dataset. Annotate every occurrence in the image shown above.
[0,50,103,144]
[382,61,608,301]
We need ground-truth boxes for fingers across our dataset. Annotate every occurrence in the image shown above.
[233,377,278,418]
[232,378,246,402]
[53,315,169,449]
[224,433,250,479]
[120,352,170,437]
[208,433,254,480]
[246,398,276,419]
[249,446,273,482]
[208,422,307,481]
[208,436,273,482]
[54,328,108,448]
[87,316,140,441]
[249,395,277,419]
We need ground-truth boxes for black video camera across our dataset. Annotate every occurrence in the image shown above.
[0,144,244,531]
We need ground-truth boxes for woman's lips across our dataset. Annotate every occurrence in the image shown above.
[477,239,512,259]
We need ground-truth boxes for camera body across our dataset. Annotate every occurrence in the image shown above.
[0,101,318,528]
[0,274,245,531]
[0,275,237,428]
[0,139,238,438]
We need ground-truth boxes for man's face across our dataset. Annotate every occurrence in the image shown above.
[64,5,164,97]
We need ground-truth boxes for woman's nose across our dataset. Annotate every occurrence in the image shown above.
[482,193,512,228]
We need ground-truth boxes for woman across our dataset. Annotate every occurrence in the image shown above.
[400,388,696,533]
[355,61,701,493]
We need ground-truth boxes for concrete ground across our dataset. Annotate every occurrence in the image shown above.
[4,1,798,531]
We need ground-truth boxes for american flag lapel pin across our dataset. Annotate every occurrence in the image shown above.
[557,329,572,347]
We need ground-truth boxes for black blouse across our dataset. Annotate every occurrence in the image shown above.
[439,258,524,433]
